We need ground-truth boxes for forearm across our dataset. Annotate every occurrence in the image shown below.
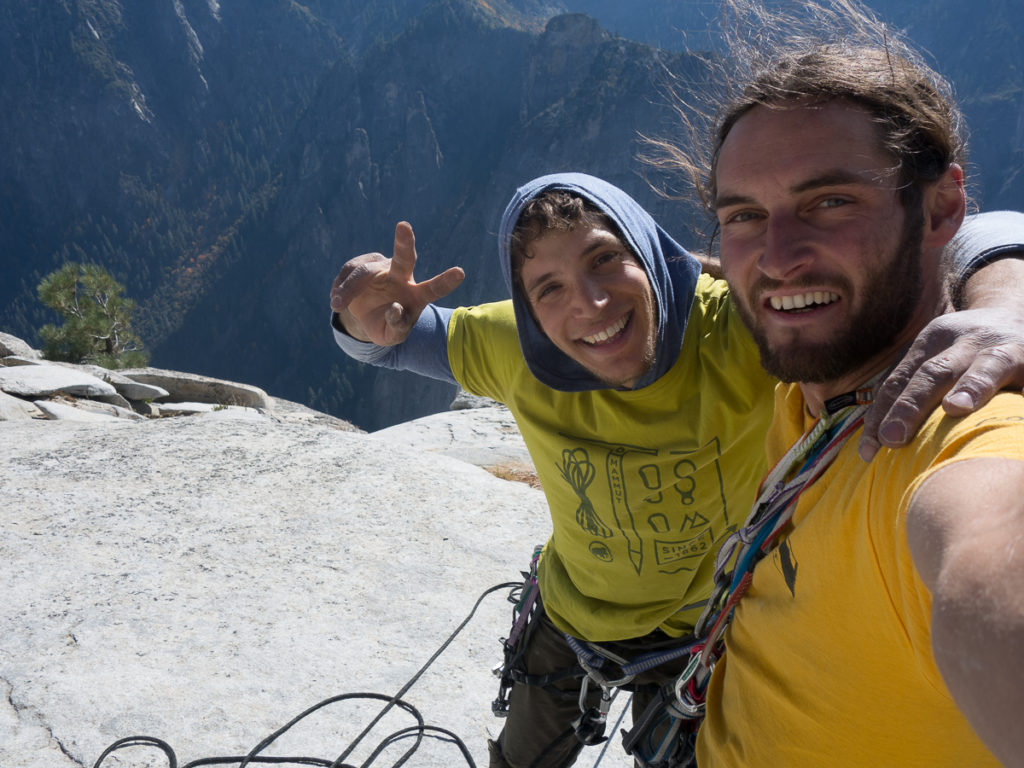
[948,211,1024,310]
[956,256,1024,311]
[331,304,458,384]
[930,546,1024,766]
[909,458,1024,766]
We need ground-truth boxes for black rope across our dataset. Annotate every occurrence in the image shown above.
[92,581,521,768]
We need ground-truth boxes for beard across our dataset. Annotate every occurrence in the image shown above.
[734,211,924,384]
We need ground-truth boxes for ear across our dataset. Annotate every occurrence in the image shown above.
[922,163,966,250]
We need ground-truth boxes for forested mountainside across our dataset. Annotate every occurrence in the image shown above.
[2,0,1021,430]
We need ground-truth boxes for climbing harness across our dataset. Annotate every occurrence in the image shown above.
[564,633,696,749]
[491,547,697,760]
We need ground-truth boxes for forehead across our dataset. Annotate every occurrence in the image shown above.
[522,223,625,266]
[715,101,895,200]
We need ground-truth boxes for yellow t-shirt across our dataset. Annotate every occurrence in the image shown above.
[447,274,776,640]
[697,386,1024,766]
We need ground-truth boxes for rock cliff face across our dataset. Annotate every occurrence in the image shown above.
[2,0,1022,433]
[154,7,714,431]
[0,0,713,434]
[2,331,623,768]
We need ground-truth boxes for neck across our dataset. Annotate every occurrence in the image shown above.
[799,351,901,416]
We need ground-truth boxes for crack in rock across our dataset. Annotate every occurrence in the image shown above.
[2,677,86,768]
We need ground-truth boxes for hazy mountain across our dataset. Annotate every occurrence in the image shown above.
[1,0,1021,430]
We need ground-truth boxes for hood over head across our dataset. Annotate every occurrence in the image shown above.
[498,172,701,391]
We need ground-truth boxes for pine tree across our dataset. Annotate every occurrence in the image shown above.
[36,262,149,368]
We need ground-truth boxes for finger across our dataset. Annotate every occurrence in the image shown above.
[416,266,465,303]
[860,346,959,460]
[390,221,418,281]
[859,349,922,460]
[331,254,388,311]
[942,344,1024,415]
[330,269,350,312]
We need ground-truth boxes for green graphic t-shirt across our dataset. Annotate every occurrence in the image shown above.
[448,274,775,640]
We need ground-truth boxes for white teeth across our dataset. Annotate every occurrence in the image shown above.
[583,315,628,344]
[769,292,839,311]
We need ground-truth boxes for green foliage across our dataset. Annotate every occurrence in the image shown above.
[36,262,149,369]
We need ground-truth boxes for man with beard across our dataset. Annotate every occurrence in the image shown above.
[677,5,1024,766]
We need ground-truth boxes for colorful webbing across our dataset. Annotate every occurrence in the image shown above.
[676,377,880,717]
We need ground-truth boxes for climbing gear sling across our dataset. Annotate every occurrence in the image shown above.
[621,385,875,767]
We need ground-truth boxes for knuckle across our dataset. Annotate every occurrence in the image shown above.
[979,344,1019,368]
[951,372,991,397]
[889,394,924,419]
[915,355,958,382]
[877,375,910,400]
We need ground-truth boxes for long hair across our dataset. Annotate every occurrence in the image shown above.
[644,0,967,229]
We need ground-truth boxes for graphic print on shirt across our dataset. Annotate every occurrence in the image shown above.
[559,434,731,575]
[773,539,799,597]
[559,448,614,538]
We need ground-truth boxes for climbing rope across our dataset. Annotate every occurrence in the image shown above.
[92,581,520,768]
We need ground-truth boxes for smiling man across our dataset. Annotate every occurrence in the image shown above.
[511,192,658,390]
[673,7,1024,766]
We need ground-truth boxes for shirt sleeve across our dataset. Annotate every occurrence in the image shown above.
[330,304,458,384]
[948,211,1024,306]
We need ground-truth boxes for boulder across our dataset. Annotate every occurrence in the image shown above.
[33,399,121,422]
[53,362,171,402]
[0,332,40,360]
[0,364,118,399]
[119,368,271,409]
[33,397,145,422]
[0,390,40,420]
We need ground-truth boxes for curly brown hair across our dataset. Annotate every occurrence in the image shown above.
[509,189,624,284]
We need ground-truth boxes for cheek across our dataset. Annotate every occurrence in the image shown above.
[532,305,566,343]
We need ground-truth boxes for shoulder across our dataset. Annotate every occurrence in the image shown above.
[448,300,528,398]
[890,393,1024,519]
[449,300,517,344]
[912,392,1024,465]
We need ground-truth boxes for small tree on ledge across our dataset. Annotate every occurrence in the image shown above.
[37,262,149,369]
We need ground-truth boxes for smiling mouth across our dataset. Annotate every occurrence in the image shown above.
[769,291,840,312]
[582,313,630,345]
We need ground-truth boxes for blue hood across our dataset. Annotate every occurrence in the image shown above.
[498,173,702,391]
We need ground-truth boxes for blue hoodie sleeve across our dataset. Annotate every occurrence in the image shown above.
[949,211,1024,308]
[330,304,458,385]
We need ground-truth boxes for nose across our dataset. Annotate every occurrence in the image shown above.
[758,214,815,280]
[569,275,610,316]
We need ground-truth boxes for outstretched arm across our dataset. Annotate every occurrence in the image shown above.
[907,456,1024,767]
[330,221,465,345]
[860,211,1024,461]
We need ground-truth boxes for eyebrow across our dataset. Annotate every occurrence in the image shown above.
[523,236,623,295]
[714,169,875,211]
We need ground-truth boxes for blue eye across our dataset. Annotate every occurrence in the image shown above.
[819,197,848,209]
